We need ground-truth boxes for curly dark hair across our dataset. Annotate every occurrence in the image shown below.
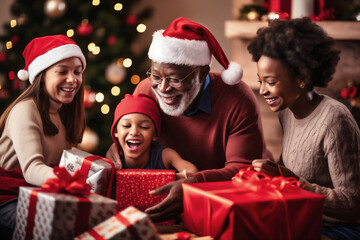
[247,17,340,88]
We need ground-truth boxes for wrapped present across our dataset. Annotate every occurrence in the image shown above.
[13,167,118,240]
[182,168,326,240]
[116,169,175,225]
[59,148,120,197]
[75,206,161,240]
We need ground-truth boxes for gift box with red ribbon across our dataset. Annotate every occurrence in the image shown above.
[60,149,120,197]
[75,206,161,240]
[182,168,325,240]
[13,167,118,240]
[116,169,175,225]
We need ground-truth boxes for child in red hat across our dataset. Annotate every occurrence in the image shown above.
[111,93,198,176]
[0,35,86,236]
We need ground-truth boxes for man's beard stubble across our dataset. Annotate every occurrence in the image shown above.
[153,72,203,116]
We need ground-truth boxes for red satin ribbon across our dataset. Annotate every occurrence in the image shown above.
[114,212,142,240]
[232,167,302,240]
[79,155,116,197]
[88,228,104,240]
[25,166,92,239]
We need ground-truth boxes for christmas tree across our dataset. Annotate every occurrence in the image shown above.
[0,0,153,155]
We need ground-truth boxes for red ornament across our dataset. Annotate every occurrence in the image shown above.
[8,71,15,80]
[83,88,96,108]
[341,86,357,99]
[13,79,20,90]
[126,15,137,25]
[0,52,6,62]
[77,22,93,37]
[107,36,117,46]
[11,35,20,45]
[278,12,290,19]
[175,232,191,240]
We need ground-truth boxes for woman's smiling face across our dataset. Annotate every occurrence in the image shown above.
[257,55,301,112]
[43,57,84,110]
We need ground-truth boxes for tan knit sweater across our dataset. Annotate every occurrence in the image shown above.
[279,95,360,226]
[0,99,70,186]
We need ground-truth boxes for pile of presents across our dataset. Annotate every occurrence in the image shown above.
[13,149,325,239]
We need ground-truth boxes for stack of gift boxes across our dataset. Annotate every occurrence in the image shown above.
[13,149,325,239]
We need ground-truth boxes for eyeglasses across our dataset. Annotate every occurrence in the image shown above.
[146,68,196,88]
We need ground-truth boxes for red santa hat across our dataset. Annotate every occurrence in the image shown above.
[111,94,161,152]
[148,17,243,85]
[17,35,86,84]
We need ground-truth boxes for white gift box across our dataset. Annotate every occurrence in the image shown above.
[75,206,161,240]
[13,186,118,240]
[59,149,120,196]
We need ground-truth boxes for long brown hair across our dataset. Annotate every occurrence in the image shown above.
[0,70,86,145]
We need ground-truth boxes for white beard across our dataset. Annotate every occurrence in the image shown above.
[153,72,203,116]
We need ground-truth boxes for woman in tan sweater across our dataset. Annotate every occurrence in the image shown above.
[248,18,360,239]
[0,35,86,236]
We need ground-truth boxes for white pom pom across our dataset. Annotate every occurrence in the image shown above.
[221,61,243,85]
[17,69,29,81]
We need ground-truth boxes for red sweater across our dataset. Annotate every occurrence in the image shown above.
[134,72,269,182]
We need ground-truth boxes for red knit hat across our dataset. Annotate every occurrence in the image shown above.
[111,94,161,151]
[17,35,86,84]
[148,17,243,85]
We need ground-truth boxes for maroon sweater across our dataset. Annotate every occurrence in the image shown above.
[134,72,269,182]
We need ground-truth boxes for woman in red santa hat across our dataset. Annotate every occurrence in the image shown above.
[0,34,86,236]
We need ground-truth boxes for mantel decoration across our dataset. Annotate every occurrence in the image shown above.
[239,1,360,21]
[340,81,360,108]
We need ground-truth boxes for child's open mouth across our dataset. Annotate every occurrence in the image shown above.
[126,139,142,150]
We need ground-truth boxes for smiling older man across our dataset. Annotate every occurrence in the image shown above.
[108,17,271,222]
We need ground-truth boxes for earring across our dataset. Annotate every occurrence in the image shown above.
[300,83,305,88]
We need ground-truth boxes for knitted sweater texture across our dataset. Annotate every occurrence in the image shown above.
[0,99,70,186]
[280,95,360,225]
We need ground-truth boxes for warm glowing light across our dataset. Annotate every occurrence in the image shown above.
[92,0,100,6]
[114,3,123,11]
[111,86,121,96]
[88,92,96,103]
[131,75,140,85]
[136,24,146,33]
[92,46,100,55]
[95,92,104,102]
[6,41,12,50]
[66,29,74,37]
[88,42,96,52]
[116,58,124,67]
[268,12,279,20]
[123,58,132,68]
[10,20,17,28]
[101,104,110,114]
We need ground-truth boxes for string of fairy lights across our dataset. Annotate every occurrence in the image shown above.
[2,0,146,116]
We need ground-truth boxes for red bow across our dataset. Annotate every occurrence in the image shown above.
[341,86,357,99]
[232,167,301,193]
[41,166,91,195]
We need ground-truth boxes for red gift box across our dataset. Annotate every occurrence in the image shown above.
[182,171,325,240]
[75,206,161,240]
[116,169,175,225]
[13,167,117,240]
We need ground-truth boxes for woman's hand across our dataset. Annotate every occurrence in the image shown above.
[252,159,299,179]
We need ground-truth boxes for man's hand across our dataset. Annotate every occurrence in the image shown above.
[145,176,197,222]
[252,159,298,179]
[106,143,122,166]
